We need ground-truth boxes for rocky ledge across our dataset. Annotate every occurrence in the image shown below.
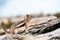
[2,17,60,40]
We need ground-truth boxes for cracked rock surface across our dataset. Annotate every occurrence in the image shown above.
[1,16,60,40]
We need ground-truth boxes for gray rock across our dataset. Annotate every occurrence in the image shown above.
[2,16,60,40]
[2,28,60,40]
[28,19,60,34]
[2,34,22,40]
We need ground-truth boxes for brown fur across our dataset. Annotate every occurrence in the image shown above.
[24,15,31,30]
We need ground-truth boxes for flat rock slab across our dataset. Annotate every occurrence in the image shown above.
[1,16,60,40]
[2,28,60,40]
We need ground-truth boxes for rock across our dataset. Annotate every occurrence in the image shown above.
[14,27,25,34]
[28,19,60,34]
[9,16,58,35]
[2,16,60,40]
[3,28,60,40]
[29,16,57,25]
[9,16,60,35]
[2,34,22,40]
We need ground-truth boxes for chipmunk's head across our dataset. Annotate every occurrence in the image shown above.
[25,14,31,22]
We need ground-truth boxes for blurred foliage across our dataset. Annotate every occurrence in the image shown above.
[15,15,21,18]
[54,13,60,18]
[1,18,12,29]
[5,18,12,29]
